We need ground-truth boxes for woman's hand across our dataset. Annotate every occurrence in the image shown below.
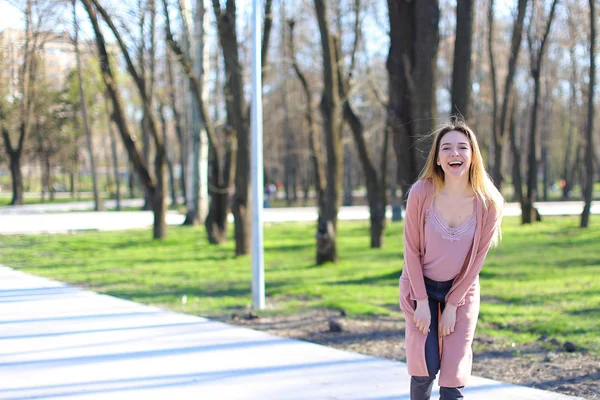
[439,305,457,337]
[413,300,431,335]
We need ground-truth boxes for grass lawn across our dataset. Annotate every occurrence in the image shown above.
[0,216,598,354]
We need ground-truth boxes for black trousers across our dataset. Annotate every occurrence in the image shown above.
[410,277,464,400]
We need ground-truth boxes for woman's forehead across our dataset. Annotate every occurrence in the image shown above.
[440,130,469,144]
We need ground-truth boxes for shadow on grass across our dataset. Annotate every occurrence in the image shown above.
[107,281,291,303]
[567,307,600,317]
[267,243,313,253]
[331,270,402,286]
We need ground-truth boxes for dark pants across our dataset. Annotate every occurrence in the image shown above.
[410,277,464,400]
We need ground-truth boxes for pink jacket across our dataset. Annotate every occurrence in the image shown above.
[399,179,502,387]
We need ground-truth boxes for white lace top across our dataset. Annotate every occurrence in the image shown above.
[422,204,477,282]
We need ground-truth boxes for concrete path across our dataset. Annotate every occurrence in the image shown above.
[0,266,584,400]
[1,201,598,235]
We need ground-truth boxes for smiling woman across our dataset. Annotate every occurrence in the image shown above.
[399,119,504,400]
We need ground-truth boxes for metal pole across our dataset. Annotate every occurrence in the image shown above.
[251,0,265,309]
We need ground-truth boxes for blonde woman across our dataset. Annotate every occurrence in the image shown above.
[399,120,504,400]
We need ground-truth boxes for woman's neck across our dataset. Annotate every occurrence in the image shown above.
[441,176,472,197]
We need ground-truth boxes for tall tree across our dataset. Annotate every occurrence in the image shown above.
[562,11,580,200]
[386,0,439,197]
[211,0,273,255]
[182,0,210,226]
[451,0,474,119]
[581,0,596,228]
[73,0,103,211]
[333,34,390,248]
[313,0,343,263]
[104,91,122,211]
[489,0,528,189]
[163,0,231,243]
[0,0,38,205]
[165,47,187,207]
[522,0,559,224]
[288,19,326,235]
[81,0,169,239]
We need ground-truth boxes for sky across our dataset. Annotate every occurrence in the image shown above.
[0,2,25,31]
[0,0,517,33]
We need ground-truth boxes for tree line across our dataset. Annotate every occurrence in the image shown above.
[0,0,597,264]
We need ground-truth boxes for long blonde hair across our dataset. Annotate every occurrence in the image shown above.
[418,119,504,245]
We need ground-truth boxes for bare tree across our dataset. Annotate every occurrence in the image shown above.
[182,0,210,226]
[73,0,103,211]
[288,19,326,232]
[163,0,231,243]
[165,47,187,207]
[451,0,474,119]
[211,0,274,255]
[313,0,343,263]
[522,0,559,224]
[581,0,596,228]
[104,91,122,211]
[81,0,168,239]
[0,0,39,205]
[489,0,528,189]
[562,11,580,200]
[386,0,440,197]
[334,35,389,248]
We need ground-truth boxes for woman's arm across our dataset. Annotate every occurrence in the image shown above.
[403,182,428,302]
[446,205,502,307]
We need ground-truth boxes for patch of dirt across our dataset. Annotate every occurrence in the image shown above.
[226,310,599,400]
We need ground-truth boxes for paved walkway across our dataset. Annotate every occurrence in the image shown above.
[0,201,598,235]
[0,266,584,400]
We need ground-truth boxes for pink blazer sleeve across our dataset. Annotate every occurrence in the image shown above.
[446,203,502,307]
[403,181,428,302]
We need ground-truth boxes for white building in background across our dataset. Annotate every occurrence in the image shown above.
[0,28,103,99]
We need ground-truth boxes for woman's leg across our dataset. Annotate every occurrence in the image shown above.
[439,386,464,400]
[410,298,440,400]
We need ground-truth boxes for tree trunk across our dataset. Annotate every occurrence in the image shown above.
[288,19,326,225]
[451,0,474,119]
[522,0,558,224]
[165,48,187,206]
[152,151,168,239]
[281,8,296,208]
[333,36,387,249]
[0,1,35,207]
[386,0,439,197]
[314,0,343,264]
[487,0,499,173]
[9,154,24,205]
[182,0,210,226]
[213,2,249,255]
[212,0,273,255]
[83,0,167,239]
[105,91,122,211]
[159,103,178,207]
[581,0,596,228]
[74,1,103,211]
[562,38,578,200]
[509,99,523,204]
[490,0,528,189]
[205,129,236,244]
[164,0,235,244]
[343,147,353,206]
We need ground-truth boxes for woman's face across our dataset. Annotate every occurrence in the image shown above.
[436,130,472,179]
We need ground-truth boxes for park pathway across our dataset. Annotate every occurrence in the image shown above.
[0,266,585,400]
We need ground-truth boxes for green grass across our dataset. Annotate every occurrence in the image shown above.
[0,216,598,354]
